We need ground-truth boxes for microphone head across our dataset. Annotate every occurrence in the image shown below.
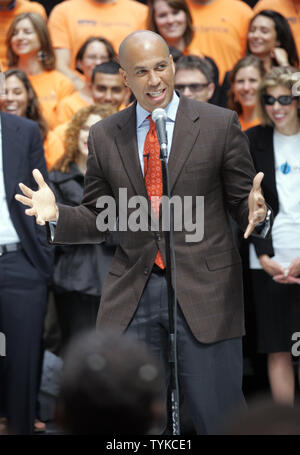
[152,108,167,123]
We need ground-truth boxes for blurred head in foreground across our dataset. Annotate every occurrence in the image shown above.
[220,395,300,435]
[56,330,165,434]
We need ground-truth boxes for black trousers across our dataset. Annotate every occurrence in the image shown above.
[126,270,246,435]
[54,291,100,353]
[0,250,47,434]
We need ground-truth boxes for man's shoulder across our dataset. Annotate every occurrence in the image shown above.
[253,0,282,13]
[1,112,40,135]
[181,96,235,122]
[92,104,135,132]
[15,0,46,18]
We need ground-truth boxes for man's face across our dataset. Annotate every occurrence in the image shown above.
[174,68,214,102]
[120,38,175,112]
[91,72,129,109]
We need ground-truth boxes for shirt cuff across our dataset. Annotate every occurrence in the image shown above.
[255,208,271,239]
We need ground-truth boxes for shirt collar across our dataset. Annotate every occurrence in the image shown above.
[136,91,179,128]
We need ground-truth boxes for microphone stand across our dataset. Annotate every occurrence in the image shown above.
[159,143,180,436]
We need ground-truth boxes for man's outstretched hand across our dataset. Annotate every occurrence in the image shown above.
[244,172,267,239]
[15,169,58,225]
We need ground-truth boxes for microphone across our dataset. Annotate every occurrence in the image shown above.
[152,108,168,152]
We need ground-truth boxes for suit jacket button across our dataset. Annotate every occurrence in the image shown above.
[144,267,149,275]
[155,232,161,241]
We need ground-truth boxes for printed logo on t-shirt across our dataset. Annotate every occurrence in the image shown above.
[280,162,291,174]
[77,20,97,26]
[277,162,300,174]
[287,16,298,25]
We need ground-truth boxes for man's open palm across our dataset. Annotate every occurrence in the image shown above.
[15,169,58,225]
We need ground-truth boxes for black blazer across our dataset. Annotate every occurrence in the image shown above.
[1,112,54,280]
[245,124,278,258]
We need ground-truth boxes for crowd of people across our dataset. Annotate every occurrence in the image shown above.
[0,0,300,435]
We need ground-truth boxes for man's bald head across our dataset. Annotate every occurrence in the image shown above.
[118,31,175,112]
[119,31,170,71]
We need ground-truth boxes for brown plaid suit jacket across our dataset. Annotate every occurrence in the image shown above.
[53,95,257,343]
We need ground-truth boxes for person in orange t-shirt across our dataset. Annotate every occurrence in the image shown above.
[6,12,75,129]
[254,0,300,61]
[0,0,46,68]
[57,36,117,125]
[54,60,131,128]
[0,68,65,169]
[48,0,148,91]
[186,0,253,84]
[147,0,221,103]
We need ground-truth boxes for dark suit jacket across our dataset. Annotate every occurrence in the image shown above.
[53,95,257,343]
[1,112,53,280]
[246,125,278,259]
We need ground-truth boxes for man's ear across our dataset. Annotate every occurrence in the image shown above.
[169,54,175,75]
[119,68,129,88]
[207,82,215,101]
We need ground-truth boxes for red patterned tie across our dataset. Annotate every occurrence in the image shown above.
[144,116,165,269]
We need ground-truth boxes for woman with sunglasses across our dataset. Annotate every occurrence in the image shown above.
[246,67,300,405]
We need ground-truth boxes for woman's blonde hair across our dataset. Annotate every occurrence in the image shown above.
[52,104,117,173]
[257,66,300,126]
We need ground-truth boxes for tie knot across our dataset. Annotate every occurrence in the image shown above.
[147,115,156,132]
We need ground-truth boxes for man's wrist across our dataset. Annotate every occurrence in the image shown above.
[255,208,271,238]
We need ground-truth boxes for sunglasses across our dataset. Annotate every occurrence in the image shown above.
[175,83,209,93]
[262,94,297,106]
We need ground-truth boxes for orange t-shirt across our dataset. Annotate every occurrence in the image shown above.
[0,0,46,68]
[44,130,65,170]
[186,0,253,84]
[28,70,75,129]
[48,0,148,69]
[183,46,204,58]
[254,0,300,60]
[52,121,69,148]
[57,91,90,125]
[238,115,260,132]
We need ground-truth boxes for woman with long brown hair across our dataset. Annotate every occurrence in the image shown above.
[0,69,64,169]
[6,12,74,128]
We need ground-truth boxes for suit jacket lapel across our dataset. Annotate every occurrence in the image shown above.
[168,96,201,193]
[114,103,148,200]
[114,97,201,199]
[1,113,22,205]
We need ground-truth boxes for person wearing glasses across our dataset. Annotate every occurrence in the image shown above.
[174,54,216,104]
[246,66,300,405]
